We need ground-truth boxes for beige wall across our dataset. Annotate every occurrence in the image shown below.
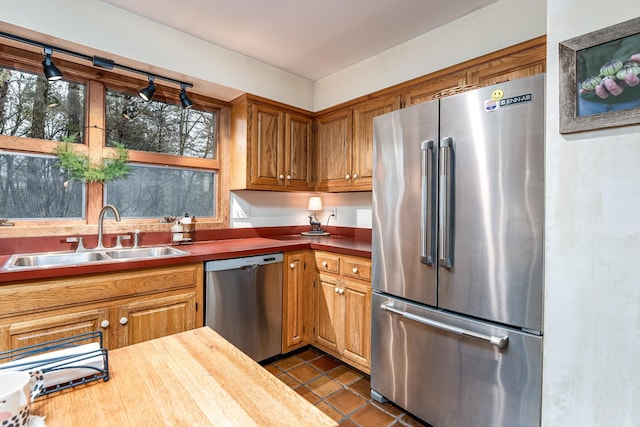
[543,1,640,425]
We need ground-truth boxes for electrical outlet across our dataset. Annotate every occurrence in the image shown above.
[330,208,337,220]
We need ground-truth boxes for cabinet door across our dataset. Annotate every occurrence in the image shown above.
[315,274,341,353]
[282,251,308,353]
[115,292,196,348]
[352,96,400,190]
[0,308,111,352]
[341,279,371,372]
[284,113,313,190]
[316,109,353,192]
[402,72,467,107]
[249,103,285,187]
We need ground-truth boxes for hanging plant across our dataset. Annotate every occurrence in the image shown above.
[55,136,132,183]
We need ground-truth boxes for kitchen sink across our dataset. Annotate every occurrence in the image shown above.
[104,246,186,259]
[2,245,188,271]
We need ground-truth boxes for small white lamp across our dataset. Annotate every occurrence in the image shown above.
[302,196,330,236]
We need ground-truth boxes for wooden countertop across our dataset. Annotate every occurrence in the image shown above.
[32,327,337,427]
[0,235,371,283]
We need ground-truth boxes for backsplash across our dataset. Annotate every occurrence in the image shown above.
[230,190,372,229]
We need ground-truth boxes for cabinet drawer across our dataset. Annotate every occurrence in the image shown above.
[340,257,371,282]
[315,253,339,273]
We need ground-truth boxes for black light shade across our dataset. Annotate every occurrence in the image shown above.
[138,76,155,102]
[180,85,193,109]
[42,47,63,81]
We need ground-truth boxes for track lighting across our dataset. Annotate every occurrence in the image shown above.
[179,84,193,109]
[138,76,156,102]
[42,47,63,81]
[1,31,194,106]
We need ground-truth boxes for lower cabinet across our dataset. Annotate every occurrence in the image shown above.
[0,263,203,352]
[281,249,372,374]
[313,251,372,374]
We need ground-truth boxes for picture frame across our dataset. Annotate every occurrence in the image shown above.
[559,17,640,134]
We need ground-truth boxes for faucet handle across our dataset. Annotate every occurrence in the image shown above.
[66,237,86,252]
[115,234,131,249]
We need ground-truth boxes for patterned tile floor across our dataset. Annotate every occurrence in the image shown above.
[262,347,430,427]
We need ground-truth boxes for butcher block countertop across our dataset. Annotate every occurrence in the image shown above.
[32,327,338,427]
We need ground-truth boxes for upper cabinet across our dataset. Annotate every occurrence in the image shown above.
[316,95,400,192]
[230,95,313,191]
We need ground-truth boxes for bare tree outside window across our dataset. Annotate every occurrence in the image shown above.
[105,90,216,159]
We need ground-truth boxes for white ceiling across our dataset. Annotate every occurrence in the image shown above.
[100,0,497,82]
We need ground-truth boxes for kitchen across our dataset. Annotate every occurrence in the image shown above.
[1,0,639,426]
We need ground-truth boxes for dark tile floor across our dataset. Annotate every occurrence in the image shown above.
[262,347,430,427]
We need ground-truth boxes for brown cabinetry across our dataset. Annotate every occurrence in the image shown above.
[282,250,312,353]
[231,95,313,191]
[0,263,203,352]
[313,251,371,373]
[316,96,400,192]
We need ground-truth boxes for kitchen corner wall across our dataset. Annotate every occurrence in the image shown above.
[544,0,640,426]
[230,191,372,229]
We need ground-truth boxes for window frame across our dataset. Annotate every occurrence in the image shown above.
[0,42,230,233]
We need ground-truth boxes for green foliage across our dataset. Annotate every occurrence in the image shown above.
[55,136,131,183]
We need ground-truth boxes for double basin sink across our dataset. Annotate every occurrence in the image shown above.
[2,245,188,271]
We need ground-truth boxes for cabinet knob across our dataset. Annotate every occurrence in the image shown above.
[286,175,291,180]
[338,288,345,295]
[119,317,128,325]
[345,174,350,180]
[335,287,340,294]
[100,320,110,328]
[289,263,295,269]
[322,261,328,267]
[279,174,284,180]
[353,173,358,179]
[352,267,358,274]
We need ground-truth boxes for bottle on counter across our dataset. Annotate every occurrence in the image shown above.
[182,213,192,243]
[171,219,183,245]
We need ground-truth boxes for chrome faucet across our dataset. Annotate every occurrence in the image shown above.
[96,204,121,249]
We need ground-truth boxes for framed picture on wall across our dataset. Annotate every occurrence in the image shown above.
[559,17,640,134]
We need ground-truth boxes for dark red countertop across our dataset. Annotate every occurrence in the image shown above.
[0,230,371,284]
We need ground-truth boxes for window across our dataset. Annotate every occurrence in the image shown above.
[0,151,85,219]
[105,164,215,218]
[0,43,225,228]
[105,90,216,159]
[0,67,85,142]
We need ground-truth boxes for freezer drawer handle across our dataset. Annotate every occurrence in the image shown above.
[380,302,509,349]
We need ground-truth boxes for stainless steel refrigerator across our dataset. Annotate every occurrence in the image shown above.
[371,74,544,427]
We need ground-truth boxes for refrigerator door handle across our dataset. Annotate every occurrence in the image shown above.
[438,137,454,268]
[380,302,509,349]
[420,140,435,265]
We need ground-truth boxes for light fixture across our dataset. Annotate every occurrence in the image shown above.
[180,84,193,109]
[0,31,194,107]
[42,47,63,81]
[301,196,330,236]
[138,76,156,102]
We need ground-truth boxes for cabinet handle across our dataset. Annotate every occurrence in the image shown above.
[289,263,295,269]
[279,174,284,180]
[322,261,328,267]
[119,317,128,325]
[353,173,358,179]
[345,174,350,180]
[100,320,110,328]
[286,175,291,180]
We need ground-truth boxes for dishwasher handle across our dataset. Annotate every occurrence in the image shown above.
[205,253,283,272]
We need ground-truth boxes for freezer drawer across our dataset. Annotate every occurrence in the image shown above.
[371,293,542,427]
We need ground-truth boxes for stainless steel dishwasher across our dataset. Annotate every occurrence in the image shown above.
[204,253,283,362]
